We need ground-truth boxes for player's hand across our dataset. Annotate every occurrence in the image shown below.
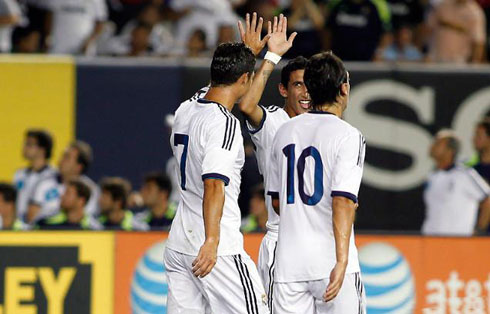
[323,262,347,302]
[238,12,271,57]
[267,14,297,57]
[192,240,218,278]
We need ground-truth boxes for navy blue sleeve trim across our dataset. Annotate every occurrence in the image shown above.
[248,106,267,135]
[331,191,358,203]
[202,173,230,186]
[267,191,279,200]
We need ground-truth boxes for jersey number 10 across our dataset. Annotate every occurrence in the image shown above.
[283,144,324,206]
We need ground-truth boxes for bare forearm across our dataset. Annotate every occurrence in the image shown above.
[471,43,485,63]
[27,205,41,223]
[239,59,275,126]
[305,0,325,30]
[0,15,19,25]
[332,197,356,264]
[203,179,225,243]
[477,198,490,231]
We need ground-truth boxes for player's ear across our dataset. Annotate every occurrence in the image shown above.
[239,72,251,85]
[278,83,288,98]
[340,82,349,96]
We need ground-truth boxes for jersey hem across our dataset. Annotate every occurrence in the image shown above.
[202,173,230,186]
[331,190,358,203]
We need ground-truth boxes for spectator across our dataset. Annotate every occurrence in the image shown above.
[427,0,486,63]
[0,0,21,52]
[187,28,208,57]
[36,179,101,230]
[241,184,268,233]
[422,130,490,236]
[0,183,28,231]
[136,172,175,230]
[46,0,108,55]
[12,27,41,53]
[217,23,237,44]
[28,141,100,223]
[324,0,392,61]
[13,129,56,222]
[381,24,423,61]
[386,0,426,30]
[99,177,148,231]
[281,0,327,58]
[469,118,490,182]
[127,21,153,56]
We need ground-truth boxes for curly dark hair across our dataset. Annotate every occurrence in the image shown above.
[304,51,348,109]
[280,56,308,88]
[210,42,255,87]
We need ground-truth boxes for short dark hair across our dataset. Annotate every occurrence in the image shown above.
[0,183,17,203]
[304,51,348,109]
[144,172,172,194]
[67,179,91,204]
[100,177,131,209]
[26,129,53,159]
[210,42,255,87]
[477,118,490,137]
[71,141,93,174]
[280,56,308,88]
[436,129,460,158]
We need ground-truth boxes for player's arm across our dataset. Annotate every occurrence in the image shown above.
[324,196,356,301]
[238,13,297,127]
[192,178,225,277]
[475,197,490,234]
[26,204,41,223]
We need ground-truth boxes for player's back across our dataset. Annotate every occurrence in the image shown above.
[167,91,245,256]
[270,111,365,283]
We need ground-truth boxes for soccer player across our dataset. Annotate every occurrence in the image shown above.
[238,13,306,305]
[28,141,100,223]
[164,14,296,313]
[37,179,101,230]
[13,129,56,222]
[268,51,367,313]
[0,183,28,231]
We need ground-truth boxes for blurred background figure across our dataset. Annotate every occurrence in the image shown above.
[46,0,108,55]
[135,172,175,231]
[426,0,487,63]
[324,0,392,61]
[381,24,423,62]
[12,26,41,53]
[0,0,22,53]
[0,183,28,231]
[241,184,268,233]
[469,118,490,183]
[36,179,101,230]
[28,141,99,224]
[186,28,208,57]
[422,130,490,236]
[13,129,55,223]
[99,177,148,231]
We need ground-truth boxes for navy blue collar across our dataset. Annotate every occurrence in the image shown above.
[197,98,229,111]
[309,110,336,116]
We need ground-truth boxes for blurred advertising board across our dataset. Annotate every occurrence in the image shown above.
[114,233,490,314]
[0,232,114,314]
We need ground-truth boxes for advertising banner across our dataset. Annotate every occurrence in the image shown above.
[0,232,114,314]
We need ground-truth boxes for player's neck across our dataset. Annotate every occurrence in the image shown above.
[436,156,454,170]
[315,103,343,117]
[67,207,84,224]
[30,158,47,172]
[480,148,490,163]
[204,87,237,112]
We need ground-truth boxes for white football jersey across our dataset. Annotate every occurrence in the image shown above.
[246,105,290,232]
[31,173,100,221]
[269,111,366,283]
[13,166,56,220]
[422,165,490,236]
[167,88,245,256]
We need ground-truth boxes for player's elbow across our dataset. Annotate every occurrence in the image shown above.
[332,196,357,212]
[272,198,280,215]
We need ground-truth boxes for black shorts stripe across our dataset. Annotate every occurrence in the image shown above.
[239,255,259,314]
[268,242,278,313]
[233,255,252,314]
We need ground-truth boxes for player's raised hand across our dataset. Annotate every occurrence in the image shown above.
[267,14,297,57]
[192,240,218,278]
[323,262,347,302]
[238,12,272,57]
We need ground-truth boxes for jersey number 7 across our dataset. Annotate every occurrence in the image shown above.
[283,144,324,206]
[174,133,189,190]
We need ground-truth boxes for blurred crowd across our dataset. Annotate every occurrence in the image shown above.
[0,0,489,63]
[2,114,490,234]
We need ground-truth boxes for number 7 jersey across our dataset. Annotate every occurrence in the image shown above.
[268,111,366,283]
[167,88,246,256]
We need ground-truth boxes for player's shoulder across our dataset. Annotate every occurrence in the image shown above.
[36,173,62,189]
[13,168,28,179]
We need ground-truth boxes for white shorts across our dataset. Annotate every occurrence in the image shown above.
[273,272,366,314]
[164,247,269,314]
[257,231,278,311]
